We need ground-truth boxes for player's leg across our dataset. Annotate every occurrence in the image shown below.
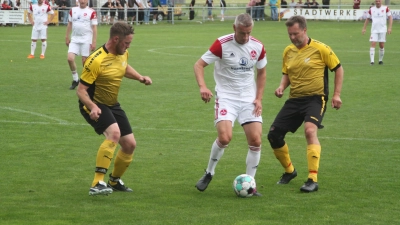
[108,105,134,192]
[378,33,386,64]
[67,43,81,90]
[369,33,378,64]
[196,99,236,192]
[300,96,326,192]
[80,103,120,195]
[268,100,301,184]
[238,103,263,179]
[39,29,48,58]
[28,28,38,58]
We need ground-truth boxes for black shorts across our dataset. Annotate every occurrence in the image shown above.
[271,95,327,133]
[79,102,133,136]
[127,8,137,17]
[109,9,116,17]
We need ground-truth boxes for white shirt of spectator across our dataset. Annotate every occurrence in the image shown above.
[368,5,392,33]
[29,3,54,30]
[68,6,98,44]
[201,33,267,102]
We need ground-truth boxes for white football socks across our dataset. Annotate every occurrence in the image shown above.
[379,48,384,62]
[31,42,36,55]
[370,47,375,63]
[41,41,47,55]
[246,146,261,178]
[206,139,226,175]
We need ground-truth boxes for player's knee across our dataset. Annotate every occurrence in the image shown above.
[218,135,232,146]
[267,126,286,149]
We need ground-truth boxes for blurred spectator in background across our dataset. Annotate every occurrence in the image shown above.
[269,0,278,21]
[205,0,213,21]
[296,0,303,8]
[246,0,256,19]
[58,0,70,24]
[189,0,195,20]
[151,0,162,24]
[353,0,360,9]
[116,0,124,21]
[281,0,287,8]
[256,0,265,21]
[303,0,311,8]
[220,0,226,21]
[143,0,150,24]
[288,0,296,8]
[49,0,58,9]
[101,0,110,23]
[310,0,319,8]
[2,0,12,9]
[321,0,329,8]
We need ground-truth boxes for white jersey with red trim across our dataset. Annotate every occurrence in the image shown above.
[368,5,392,33]
[29,3,54,30]
[69,6,98,44]
[201,34,267,102]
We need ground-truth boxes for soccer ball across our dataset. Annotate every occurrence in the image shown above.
[233,174,256,198]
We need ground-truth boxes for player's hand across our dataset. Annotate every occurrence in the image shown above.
[274,87,284,98]
[89,106,101,121]
[331,94,342,110]
[362,29,366,35]
[199,87,213,103]
[387,28,392,35]
[90,43,96,51]
[65,38,70,46]
[139,76,152,85]
[252,99,262,117]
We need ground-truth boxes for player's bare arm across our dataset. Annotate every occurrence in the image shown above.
[76,83,101,120]
[362,19,369,34]
[275,74,290,98]
[65,22,72,46]
[125,65,152,85]
[194,58,213,103]
[91,25,97,51]
[331,66,344,110]
[388,15,393,34]
[253,66,266,116]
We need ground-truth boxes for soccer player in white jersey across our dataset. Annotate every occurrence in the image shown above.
[27,0,54,59]
[362,0,393,65]
[65,0,98,90]
[193,13,267,196]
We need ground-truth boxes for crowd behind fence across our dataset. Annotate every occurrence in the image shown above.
[2,1,400,26]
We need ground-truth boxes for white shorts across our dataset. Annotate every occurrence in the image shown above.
[214,98,262,127]
[370,32,386,43]
[68,42,91,57]
[31,27,47,40]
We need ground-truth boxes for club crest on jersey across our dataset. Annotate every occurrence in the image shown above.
[220,109,227,116]
[239,57,248,66]
[250,50,257,60]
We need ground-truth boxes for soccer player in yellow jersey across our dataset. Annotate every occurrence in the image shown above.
[76,22,152,196]
[267,15,344,192]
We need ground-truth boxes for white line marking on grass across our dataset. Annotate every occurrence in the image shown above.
[0,106,71,125]
[1,113,398,143]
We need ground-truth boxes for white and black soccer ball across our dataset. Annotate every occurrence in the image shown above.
[233,174,256,198]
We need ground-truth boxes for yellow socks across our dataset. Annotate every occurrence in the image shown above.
[109,150,133,186]
[91,140,117,187]
[273,144,295,173]
[307,144,321,182]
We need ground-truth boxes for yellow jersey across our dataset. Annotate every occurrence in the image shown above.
[282,38,341,99]
[81,45,129,106]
